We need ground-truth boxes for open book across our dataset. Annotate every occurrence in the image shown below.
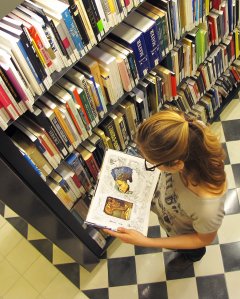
[85,149,160,236]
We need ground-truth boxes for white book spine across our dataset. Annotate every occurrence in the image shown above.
[62,110,82,149]
[95,1,110,33]
[0,115,8,130]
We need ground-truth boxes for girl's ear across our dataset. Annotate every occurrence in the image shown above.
[173,160,185,171]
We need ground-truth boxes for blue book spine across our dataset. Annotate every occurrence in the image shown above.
[143,24,161,69]
[195,0,199,23]
[199,0,203,20]
[130,35,150,79]
[20,150,45,180]
[61,9,84,52]
[89,76,104,113]
[228,0,233,32]
[17,40,43,85]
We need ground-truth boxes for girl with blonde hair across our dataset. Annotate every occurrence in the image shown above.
[105,110,227,262]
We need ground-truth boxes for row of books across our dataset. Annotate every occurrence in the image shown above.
[0,1,238,132]
[8,53,240,202]
[0,0,145,129]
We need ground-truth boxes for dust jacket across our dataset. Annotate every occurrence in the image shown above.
[85,149,160,236]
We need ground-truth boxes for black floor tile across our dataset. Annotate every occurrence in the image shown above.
[108,256,137,287]
[0,200,5,216]
[135,226,162,255]
[163,251,195,280]
[138,282,168,299]
[220,242,240,272]
[83,288,109,299]
[223,189,240,215]
[232,164,240,188]
[196,274,229,299]
[6,217,28,238]
[222,120,240,141]
[30,239,53,262]
[56,263,80,288]
[222,143,230,165]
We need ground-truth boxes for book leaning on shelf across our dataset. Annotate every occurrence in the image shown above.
[85,149,160,236]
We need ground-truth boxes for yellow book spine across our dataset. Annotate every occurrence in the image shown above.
[31,39,46,66]
[205,0,210,16]
[108,0,116,13]
[235,29,240,59]
[53,108,75,145]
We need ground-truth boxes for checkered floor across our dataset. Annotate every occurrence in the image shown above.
[1,97,240,299]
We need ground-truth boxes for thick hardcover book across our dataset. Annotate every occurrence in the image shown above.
[85,149,160,235]
[124,11,161,69]
[110,23,150,79]
[99,116,121,151]
[26,106,68,158]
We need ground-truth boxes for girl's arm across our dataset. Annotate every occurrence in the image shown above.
[104,228,217,249]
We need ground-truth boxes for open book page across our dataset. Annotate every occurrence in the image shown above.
[85,149,160,236]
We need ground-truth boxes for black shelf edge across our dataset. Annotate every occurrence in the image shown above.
[209,84,240,124]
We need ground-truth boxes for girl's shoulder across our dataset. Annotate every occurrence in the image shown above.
[188,180,227,199]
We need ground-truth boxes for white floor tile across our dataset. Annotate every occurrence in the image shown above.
[23,255,59,293]
[226,141,240,164]
[167,278,199,299]
[218,214,240,244]
[109,285,139,299]
[210,122,225,143]
[3,206,19,218]
[41,272,79,299]
[0,260,20,296]
[52,244,75,265]
[149,211,160,226]
[225,271,240,299]
[135,252,166,283]
[220,99,240,121]
[107,238,135,258]
[0,222,22,256]
[27,224,46,241]
[72,291,91,299]
[224,165,236,189]
[0,215,6,228]
[4,277,39,299]
[80,259,108,290]
[6,238,40,274]
[194,245,224,276]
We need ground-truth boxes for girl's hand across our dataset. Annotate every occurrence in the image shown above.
[103,227,149,247]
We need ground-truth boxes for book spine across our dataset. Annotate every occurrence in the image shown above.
[82,0,101,41]
[61,8,84,54]
[144,24,161,69]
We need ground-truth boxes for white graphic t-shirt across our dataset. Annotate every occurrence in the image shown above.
[151,172,226,236]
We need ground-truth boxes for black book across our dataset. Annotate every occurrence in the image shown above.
[0,65,22,104]
[21,0,70,60]
[26,106,68,158]
[64,0,90,46]
[99,116,121,151]
[88,132,106,162]
[126,92,141,126]
[82,0,101,41]
[148,0,174,47]
[81,139,103,168]
[0,23,46,83]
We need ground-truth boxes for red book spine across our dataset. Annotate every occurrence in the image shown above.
[208,17,216,44]
[170,74,177,98]
[27,26,53,68]
[0,84,19,120]
[212,0,221,9]
[124,0,130,6]
[230,67,240,82]
[39,136,54,157]
[65,102,83,136]
[86,155,100,181]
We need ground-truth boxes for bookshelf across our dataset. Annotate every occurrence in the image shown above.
[0,0,239,271]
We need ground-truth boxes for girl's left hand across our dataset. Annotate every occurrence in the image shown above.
[103,227,149,247]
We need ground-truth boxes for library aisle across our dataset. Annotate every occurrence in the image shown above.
[1,97,240,299]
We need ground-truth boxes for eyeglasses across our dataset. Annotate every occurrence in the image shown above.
[144,159,164,171]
